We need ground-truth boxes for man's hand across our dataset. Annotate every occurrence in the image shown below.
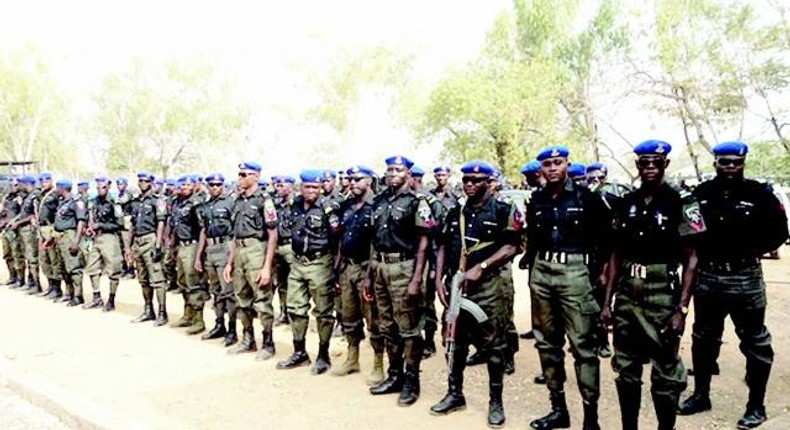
[463,264,483,285]
[362,278,374,303]
[599,304,613,332]
[124,248,133,266]
[194,259,203,273]
[151,246,163,263]
[68,241,79,256]
[436,277,448,307]
[256,267,271,287]
[406,279,421,304]
[666,310,686,336]
[222,263,233,284]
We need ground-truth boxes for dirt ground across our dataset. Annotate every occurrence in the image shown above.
[0,249,788,430]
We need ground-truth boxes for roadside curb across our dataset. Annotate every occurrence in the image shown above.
[0,357,128,430]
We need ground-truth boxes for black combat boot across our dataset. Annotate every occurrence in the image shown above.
[202,317,227,340]
[132,302,156,322]
[520,330,536,340]
[466,349,486,366]
[652,391,679,430]
[615,380,641,430]
[67,294,85,307]
[422,330,436,359]
[223,314,238,347]
[430,372,466,415]
[397,365,420,406]
[311,343,331,375]
[582,400,601,430]
[274,309,289,326]
[227,326,256,354]
[276,339,311,369]
[103,293,116,312]
[255,330,276,361]
[737,360,771,429]
[678,392,711,415]
[41,279,61,299]
[83,292,104,309]
[487,360,506,428]
[153,304,168,326]
[530,391,571,429]
[26,278,42,295]
[370,344,404,395]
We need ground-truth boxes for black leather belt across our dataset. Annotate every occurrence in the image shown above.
[702,258,759,274]
[208,236,230,245]
[295,251,330,264]
[536,251,588,265]
[376,252,414,263]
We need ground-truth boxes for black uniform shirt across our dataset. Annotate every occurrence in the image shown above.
[275,196,295,243]
[39,188,60,226]
[89,195,123,233]
[131,192,167,236]
[198,194,234,239]
[290,196,340,256]
[54,195,87,232]
[170,194,202,242]
[21,189,42,217]
[371,187,435,255]
[339,195,375,262]
[232,189,278,240]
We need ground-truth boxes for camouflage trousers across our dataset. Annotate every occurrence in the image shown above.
[530,254,600,402]
[232,238,274,331]
[176,242,209,308]
[39,226,63,282]
[273,243,293,315]
[451,272,509,365]
[20,225,39,283]
[287,253,335,344]
[2,230,24,280]
[204,240,236,319]
[85,233,123,295]
[338,258,382,352]
[611,262,687,397]
[55,229,85,297]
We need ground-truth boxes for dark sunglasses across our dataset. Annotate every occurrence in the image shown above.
[636,158,665,168]
[349,176,367,182]
[208,182,224,187]
[461,176,488,184]
[238,172,251,178]
[138,179,151,183]
[716,157,744,167]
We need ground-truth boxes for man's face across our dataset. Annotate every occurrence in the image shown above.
[79,186,88,195]
[339,174,350,189]
[57,186,68,197]
[23,183,34,193]
[349,174,370,196]
[386,165,409,189]
[41,179,52,190]
[97,182,109,197]
[434,172,449,187]
[138,177,151,192]
[117,182,127,193]
[237,170,259,191]
[322,176,335,193]
[714,156,745,180]
[635,155,668,185]
[301,183,321,203]
[207,180,224,197]
[539,157,568,184]
[488,178,500,193]
[462,174,489,199]
[275,182,293,198]
[166,185,177,195]
[526,172,542,188]
[179,182,193,197]
[410,176,423,191]
[587,169,606,187]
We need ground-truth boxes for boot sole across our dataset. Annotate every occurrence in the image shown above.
[397,397,419,407]
[276,360,311,370]
[529,422,570,429]
[429,404,466,416]
[331,367,360,377]
[487,420,505,429]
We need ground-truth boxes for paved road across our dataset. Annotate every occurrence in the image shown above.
[0,387,70,430]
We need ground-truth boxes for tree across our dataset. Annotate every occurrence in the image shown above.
[93,58,250,177]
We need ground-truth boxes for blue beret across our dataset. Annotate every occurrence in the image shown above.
[322,170,336,179]
[272,175,296,184]
[154,178,164,186]
[165,178,176,186]
[346,165,375,177]
[586,162,607,174]
[56,179,72,189]
[95,176,111,184]
[39,172,53,181]
[433,165,451,174]
[300,169,325,184]
[116,177,128,185]
[713,141,748,157]
[568,163,587,178]
[410,166,425,177]
[19,175,37,185]
[176,175,194,185]
[238,161,262,172]
[536,145,570,161]
[633,139,672,156]
[136,172,153,181]
[460,160,495,176]
[205,173,225,183]
[520,160,541,175]
[384,155,414,169]
[77,181,89,188]
[258,179,269,187]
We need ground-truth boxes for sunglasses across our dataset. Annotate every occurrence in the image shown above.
[349,176,367,182]
[238,172,251,178]
[461,176,488,184]
[716,157,744,167]
[138,179,151,183]
[540,158,564,168]
[636,158,665,168]
[208,182,224,187]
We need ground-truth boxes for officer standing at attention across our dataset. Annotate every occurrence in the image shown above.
[127,172,169,326]
[272,174,296,327]
[37,172,64,300]
[523,145,610,430]
[83,177,124,311]
[1,178,24,287]
[12,175,42,294]
[276,169,341,374]
[679,141,789,429]
[169,175,208,335]
[568,163,588,187]
[367,155,435,407]
[599,140,704,430]
[332,165,384,383]
[116,178,135,279]
[430,161,521,428]
[222,162,279,357]
[53,179,87,307]
[195,173,239,346]
[430,165,460,211]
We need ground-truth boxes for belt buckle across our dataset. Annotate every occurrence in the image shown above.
[631,264,647,279]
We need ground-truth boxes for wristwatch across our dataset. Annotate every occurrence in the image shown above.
[480,261,489,270]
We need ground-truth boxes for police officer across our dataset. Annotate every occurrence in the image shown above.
[276,169,340,374]
[430,161,521,428]
[127,172,169,326]
[37,172,64,300]
[163,178,180,293]
[599,140,702,430]
[568,163,587,187]
[195,173,239,346]
[430,165,460,211]
[321,170,344,204]
[222,162,279,357]
[53,179,87,307]
[410,165,445,358]
[83,177,124,311]
[338,170,352,200]
[520,160,543,191]
[522,145,610,430]
[272,174,296,327]
[169,175,209,335]
[367,155,435,407]
[332,165,384,383]
[12,175,42,294]
[116,177,136,279]
[679,141,789,429]
[1,178,24,287]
